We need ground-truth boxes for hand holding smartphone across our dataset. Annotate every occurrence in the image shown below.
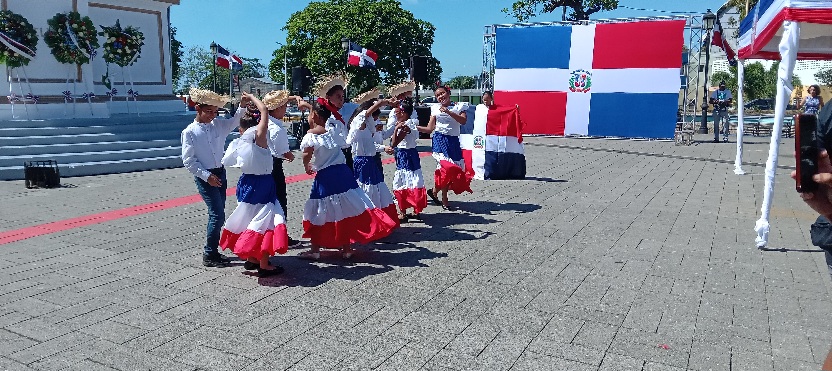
[796,114,820,193]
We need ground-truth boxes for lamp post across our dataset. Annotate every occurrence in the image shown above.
[341,37,350,95]
[210,41,218,93]
[698,9,716,135]
[276,42,288,90]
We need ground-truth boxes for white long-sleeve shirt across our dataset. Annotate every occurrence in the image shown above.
[267,116,291,158]
[181,108,243,181]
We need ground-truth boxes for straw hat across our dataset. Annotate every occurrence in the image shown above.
[263,90,290,110]
[388,81,416,98]
[352,88,380,105]
[314,72,349,98]
[189,87,230,107]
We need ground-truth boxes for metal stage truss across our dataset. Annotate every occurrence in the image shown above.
[481,15,707,144]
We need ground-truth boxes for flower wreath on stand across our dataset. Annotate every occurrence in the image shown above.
[0,10,39,110]
[44,11,99,65]
[44,11,99,113]
[99,20,143,103]
[0,10,38,68]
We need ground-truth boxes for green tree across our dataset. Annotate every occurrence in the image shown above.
[177,45,267,96]
[272,0,442,96]
[724,0,759,19]
[503,0,618,22]
[447,76,476,90]
[816,68,832,86]
[711,62,803,103]
[170,26,184,94]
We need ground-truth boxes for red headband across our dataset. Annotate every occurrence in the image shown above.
[317,97,344,124]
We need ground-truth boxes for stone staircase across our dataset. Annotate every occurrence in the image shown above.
[0,113,198,180]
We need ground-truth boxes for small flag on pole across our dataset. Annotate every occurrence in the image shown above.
[347,42,378,68]
[215,44,244,70]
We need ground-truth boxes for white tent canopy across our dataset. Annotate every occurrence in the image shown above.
[732,0,832,247]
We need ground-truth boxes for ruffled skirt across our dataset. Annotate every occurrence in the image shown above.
[432,133,473,195]
[220,174,289,260]
[354,156,399,221]
[393,148,427,214]
[303,164,398,248]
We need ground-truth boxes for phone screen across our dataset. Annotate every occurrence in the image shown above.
[796,114,819,193]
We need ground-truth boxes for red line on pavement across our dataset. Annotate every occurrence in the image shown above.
[0,152,431,245]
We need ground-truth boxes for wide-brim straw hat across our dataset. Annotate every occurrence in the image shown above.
[352,88,380,105]
[388,81,416,98]
[314,72,349,98]
[189,87,230,107]
[263,90,290,110]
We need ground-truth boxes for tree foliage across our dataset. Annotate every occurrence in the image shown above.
[723,0,759,19]
[446,76,476,90]
[271,0,441,96]
[169,25,183,93]
[710,62,802,102]
[816,68,832,87]
[503,0,618,22]
[176,45,266,95]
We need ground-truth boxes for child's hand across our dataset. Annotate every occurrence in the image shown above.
[384,146,394,155]
[305,164,315,175]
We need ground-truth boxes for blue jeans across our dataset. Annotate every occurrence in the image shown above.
[194,168,226,256]
[713,110,730,140]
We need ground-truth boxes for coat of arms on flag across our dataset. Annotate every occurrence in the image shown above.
[347,42,378,68]
[493,20,685,139]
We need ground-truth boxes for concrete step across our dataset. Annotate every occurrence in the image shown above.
[0,112,195,129]
[0,129,183,146]
[0,146,181,168]
[0,139,180,156]
[0,155,183,180]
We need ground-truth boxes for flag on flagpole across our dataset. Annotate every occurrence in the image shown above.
[215,44,244,70]
[712,8,737,66]
[347,42,378,68]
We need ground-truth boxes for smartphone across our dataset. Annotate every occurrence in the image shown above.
[795,114,819,193]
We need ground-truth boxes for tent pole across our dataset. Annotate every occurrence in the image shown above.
[734,60,746,175]
[755,20,799,248]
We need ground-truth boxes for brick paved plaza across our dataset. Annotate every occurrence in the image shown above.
[0,135,830,370]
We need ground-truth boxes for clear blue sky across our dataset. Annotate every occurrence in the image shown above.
[170,0,728,80]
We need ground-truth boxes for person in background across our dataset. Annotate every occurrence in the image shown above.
[180,88,242,267]
[709,80,733,143]
[799,84,824,115]
[261,90,304,248]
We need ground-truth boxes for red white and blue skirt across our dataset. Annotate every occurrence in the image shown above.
[393,148,427,214]
[432,132,473,194]
[220,174,289,260]
[303,163,398,248]
[353,155,399,222]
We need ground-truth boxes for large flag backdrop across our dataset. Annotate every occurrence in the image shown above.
[493,20,686,139]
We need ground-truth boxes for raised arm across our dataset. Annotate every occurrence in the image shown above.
[416,115,436,134]
[243,92,270,149]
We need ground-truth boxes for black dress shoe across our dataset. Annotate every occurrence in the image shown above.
[287,238,303,249]
[202,254,229,268]
[243,261,258,270]
[257,266,284,277]
[427,189,442,206]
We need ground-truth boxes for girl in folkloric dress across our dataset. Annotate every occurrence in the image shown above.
[297,98,398,260]
[391,100,428,221]
[346,92,399,224]
[417,85,472,210]
[219,92,287,277]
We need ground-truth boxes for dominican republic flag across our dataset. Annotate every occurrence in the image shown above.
[461,104,526,180]
[348,42,378,68]
[215,44,243,70]
[738,0,832,60]
[713,7,737,65]
[494,20,685,139]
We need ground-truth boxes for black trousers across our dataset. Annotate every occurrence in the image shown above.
[271,157,288,217]
[343,148,354,172]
